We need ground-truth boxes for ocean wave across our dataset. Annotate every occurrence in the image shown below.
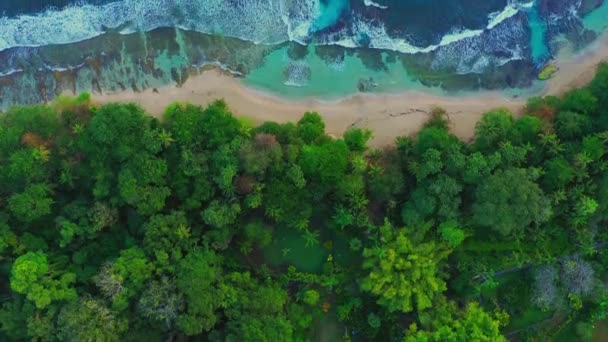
[327,2,520,55]
[0,0,308,51]
[363,0,388,10]
[0,68,23,77]
[0,0,522,56]
[488,3,520,29]
[431,11,528,74]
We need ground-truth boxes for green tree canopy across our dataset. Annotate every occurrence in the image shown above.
[405,301,506,342]
[472,168,552,236]
[361,223,450,313]
[10,251,77,309]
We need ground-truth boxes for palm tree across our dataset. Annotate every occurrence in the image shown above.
[302,229,320,248]
[158,129,175,147]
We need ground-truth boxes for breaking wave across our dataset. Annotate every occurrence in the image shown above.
[0,0,525,55]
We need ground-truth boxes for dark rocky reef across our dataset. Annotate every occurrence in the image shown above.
[540,0,602,51]
[0,28,277,110]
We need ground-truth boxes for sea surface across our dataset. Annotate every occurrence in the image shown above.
[0,0,606,108]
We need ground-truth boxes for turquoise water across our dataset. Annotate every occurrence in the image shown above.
[583,1,608,33]
[528,3,549,64]
[312,0,350,32]
[244,45,443,99]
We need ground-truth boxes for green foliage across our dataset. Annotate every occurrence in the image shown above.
[474,109,514,152]
[10,252,77,309]
[439,221,466,248]
[472,168,552,236]
[175,248,225,335]
[555,111,593,140]
[143,211,194,267]
[297,112,326,143]
[302,289,320,306]
[138,276,181,327]
[405,301,506,341]
[8,183,53,223]
[57,298,127,342]
[2,73,608,341]
[361,224,450,313]
[560,88,598,116]
[300,139,349,190]
[344,128,373,152]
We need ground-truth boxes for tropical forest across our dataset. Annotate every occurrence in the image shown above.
[2,64,608,341]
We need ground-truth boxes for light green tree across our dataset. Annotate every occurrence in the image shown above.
[405,301,506,342]
[361,223,450,313]
[10,251,77,309]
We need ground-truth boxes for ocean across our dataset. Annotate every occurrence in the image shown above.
[0,0,605,107]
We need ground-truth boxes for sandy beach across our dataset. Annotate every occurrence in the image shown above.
[95,32,608,147]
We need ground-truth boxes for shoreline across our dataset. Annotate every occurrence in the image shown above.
[93,32,608,147]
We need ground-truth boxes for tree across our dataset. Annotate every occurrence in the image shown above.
[57,298,127,342]
[302,229,320,247]
[225,314,294,342]
[474,110,514,152]
[143,211,194,267]
[138,277,181,328]
[344,128,373,152]
[405,301,506,342]
[221,272,294,341]
[512,115,542,145]
[299,139,349,192]
[542,157,574,190]
[263,178,312,229]
[302,289,320,306]
[361,224,450,313]
[164,100,243,149]
[117,165,170,216]
[472,168,552,236]
[531,265,562,311]
[8,183,53,223]
[239,133,282,175]
[4,148,48,192]
[590,63,608,129]
[439,221,466,248]
[297,112,325,143]
[240,221,273,255]
[175,248,225,335]
[83,103,159,162]
[96,247,153,310]
[415,126,460,156]
[402,175,463,227]
[10,252,77,309]
[560,88,598,116]
[561,257,595,297]
[554,111,593,140]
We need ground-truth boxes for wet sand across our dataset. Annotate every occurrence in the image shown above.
[94,32,608,146]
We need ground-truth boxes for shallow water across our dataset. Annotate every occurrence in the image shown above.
[528,3,550,64]
[244,45,443,99]
[583,0,608,33]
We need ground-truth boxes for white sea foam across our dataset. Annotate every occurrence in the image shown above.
[0,0,522,58]
[0,0,312,51]
[0,68,23,77]
[518,1,535,10]
[363,0,388,10]
[283,61,311,87]
[487,4,520,30]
